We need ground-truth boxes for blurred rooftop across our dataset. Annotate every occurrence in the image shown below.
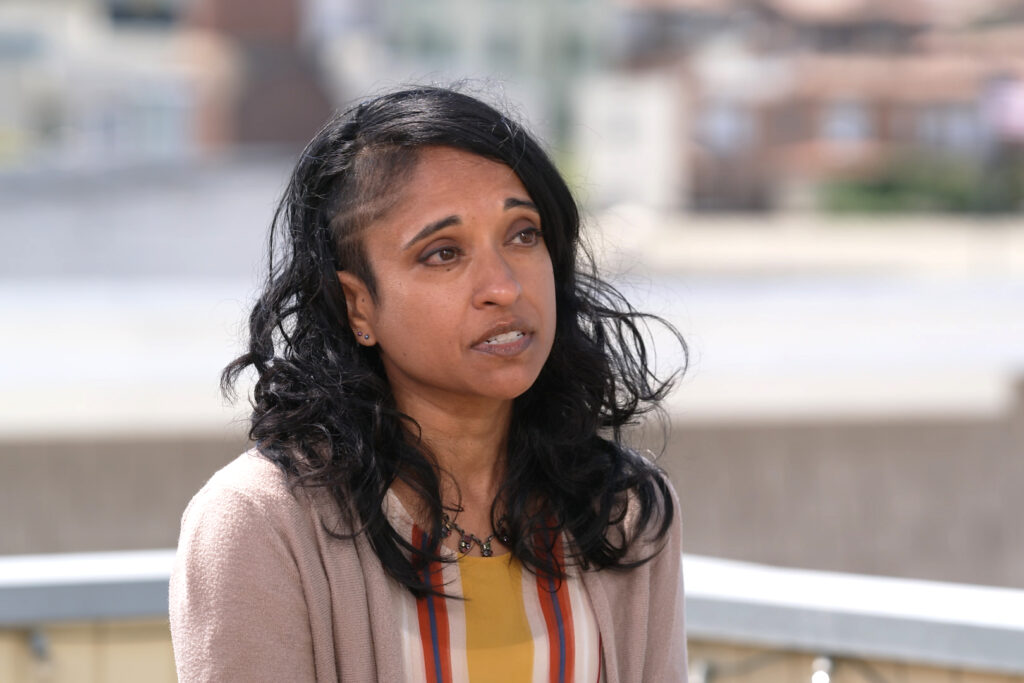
[2,158,1023,436]
[617,0,1024,27]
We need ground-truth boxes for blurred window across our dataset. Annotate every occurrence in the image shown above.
[0,31,45,63]
[31,96,63,143]
[822,100,872,142]
[107,0,182,25]
[916,103,982,153]
[414,27,454,60]
[561,32,587,69]
[699,102,755,155]
[916,106,942,147]
[819,27,855,52]
[942,104,982,152]
[385,28,404,56]
[487,33,520,69]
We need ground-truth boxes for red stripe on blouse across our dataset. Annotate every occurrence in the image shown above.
[536,533,576,683]
[413,527,453,683]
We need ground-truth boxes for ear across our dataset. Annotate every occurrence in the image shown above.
[337,271,377,346]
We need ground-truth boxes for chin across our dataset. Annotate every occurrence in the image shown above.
[479,385,534,402]
[475,372,543,402]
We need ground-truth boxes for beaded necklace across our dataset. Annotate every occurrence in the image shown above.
[441,514,510,558]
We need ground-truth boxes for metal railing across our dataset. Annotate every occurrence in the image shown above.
[2,550,1023,675]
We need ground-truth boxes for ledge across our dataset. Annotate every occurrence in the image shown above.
[684,554,1024,674]
[0,549,174,625]
[2,550,1023,674]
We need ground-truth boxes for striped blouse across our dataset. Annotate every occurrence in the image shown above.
[386,493,604,683]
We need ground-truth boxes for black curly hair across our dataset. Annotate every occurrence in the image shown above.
[222,86,688,596]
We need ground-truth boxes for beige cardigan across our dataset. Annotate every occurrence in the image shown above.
[170,450,688,682]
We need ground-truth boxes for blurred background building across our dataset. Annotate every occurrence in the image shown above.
[2,0,1024,680]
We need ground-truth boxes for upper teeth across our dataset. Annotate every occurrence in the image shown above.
[485,331,524,344]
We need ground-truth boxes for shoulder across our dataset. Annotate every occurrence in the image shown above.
[171,449,341,618]
[618,465,682,559]
[178,448,336,546]
[187,448,290,507]
[170,450,331,680]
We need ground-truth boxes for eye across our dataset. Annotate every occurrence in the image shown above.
[510,227,544,246]
[421,245,461,265]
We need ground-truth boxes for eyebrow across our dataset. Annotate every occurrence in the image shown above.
[401,197,539,250]
[402,215,460,251]
[504,197,538,211]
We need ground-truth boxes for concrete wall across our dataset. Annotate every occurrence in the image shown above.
[3,382,1021,589]
[0,434,244,555]
[658,390,1024,588]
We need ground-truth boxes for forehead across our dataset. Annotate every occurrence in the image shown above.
[365,147,533,236]
[399,146,527,200]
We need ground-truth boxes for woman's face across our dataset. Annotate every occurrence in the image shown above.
[338,146,557,412]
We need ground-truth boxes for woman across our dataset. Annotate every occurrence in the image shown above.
[170,86,689,682]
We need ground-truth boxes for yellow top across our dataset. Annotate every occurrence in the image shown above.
[459,554,536,682]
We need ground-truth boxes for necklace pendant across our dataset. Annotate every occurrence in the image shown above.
[458,534,473,553]
[497,517,510,546]
[480,539,493,557]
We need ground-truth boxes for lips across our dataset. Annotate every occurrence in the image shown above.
[471,319,534,355]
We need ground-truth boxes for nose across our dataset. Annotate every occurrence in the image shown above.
[472,248,522,308]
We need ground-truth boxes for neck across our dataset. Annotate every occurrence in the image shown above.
[394,390,512,510]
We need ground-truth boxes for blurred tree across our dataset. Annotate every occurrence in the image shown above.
[821,151,1024,213]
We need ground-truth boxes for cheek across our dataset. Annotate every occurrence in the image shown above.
[535,264,558,350]
[540,261,557,314]
[375,287,459,352]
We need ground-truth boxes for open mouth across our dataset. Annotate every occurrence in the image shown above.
[472,321,534,356]
[483,330,526,345]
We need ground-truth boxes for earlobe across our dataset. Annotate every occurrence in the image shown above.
[337,271,376,345]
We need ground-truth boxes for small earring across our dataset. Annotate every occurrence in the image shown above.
[362,333,371,341]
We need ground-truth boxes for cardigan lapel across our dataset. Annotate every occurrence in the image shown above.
[356,531,408,681]
[579,566,620,683]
